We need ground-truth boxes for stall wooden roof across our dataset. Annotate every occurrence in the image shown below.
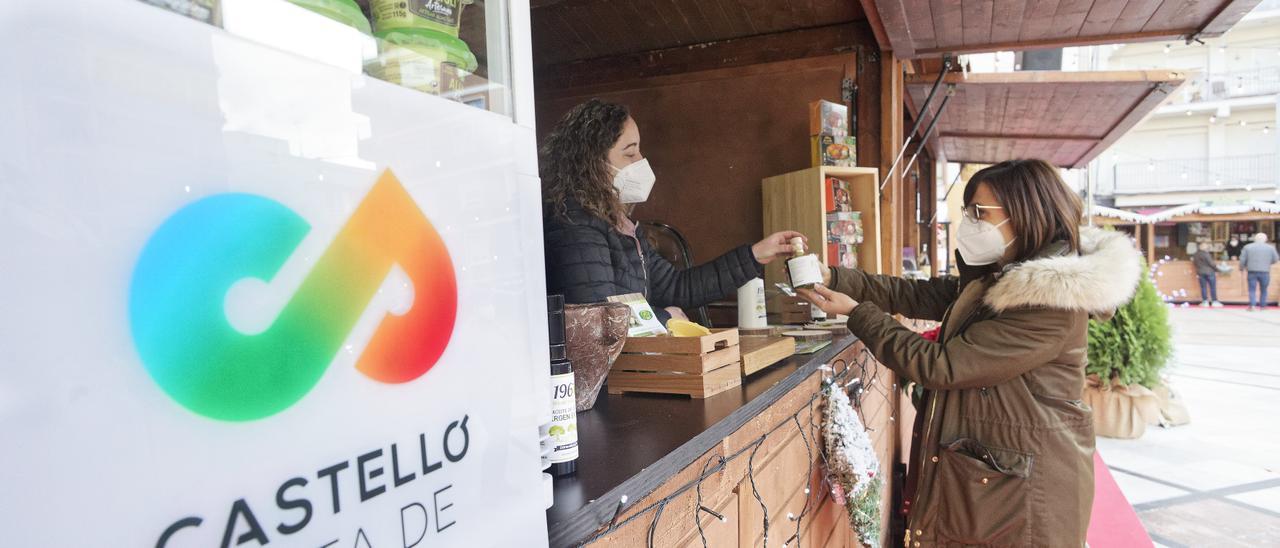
[906,69,1187,168]
[858,0,1262,59]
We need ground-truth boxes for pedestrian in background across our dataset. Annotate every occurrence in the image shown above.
[1240,233,1280,311]
[1192,244,1224,307]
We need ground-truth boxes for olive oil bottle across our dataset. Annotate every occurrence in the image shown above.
[785,236,823,290]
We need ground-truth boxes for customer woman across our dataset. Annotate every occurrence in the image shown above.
[800,160,1142,546]
[542,98,801,323]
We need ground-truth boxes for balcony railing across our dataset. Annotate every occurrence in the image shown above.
[1171,67,1280,103]
[1112,154,1278,194]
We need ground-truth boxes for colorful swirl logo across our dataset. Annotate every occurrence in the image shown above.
[129,170,457,421]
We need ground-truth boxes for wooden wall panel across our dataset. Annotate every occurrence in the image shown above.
[584,340,900,547]
[531,0,864,66]
[536,55,855,265]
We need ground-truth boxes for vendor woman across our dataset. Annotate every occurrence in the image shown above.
[541,99,802,323]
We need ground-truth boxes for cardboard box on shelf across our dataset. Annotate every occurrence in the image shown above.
[826,211,864,246]
[827,243,859,269]
[811,135,857,167]
[809,100,849,137]
[824,177,851,213]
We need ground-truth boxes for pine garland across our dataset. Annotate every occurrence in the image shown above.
[820,381,882,547]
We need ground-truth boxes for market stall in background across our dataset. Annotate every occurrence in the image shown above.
[1096,202,1280,304]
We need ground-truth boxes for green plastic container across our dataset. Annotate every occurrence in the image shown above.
[370,0,477,72]
[287,0,372,35]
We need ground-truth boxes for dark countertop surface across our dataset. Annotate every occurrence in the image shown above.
[545,335,857,547]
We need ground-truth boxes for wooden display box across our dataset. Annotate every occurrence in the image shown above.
[739,336,796,376]
[762,166,882,288]
[767,294,811,325]
[609,329,743,398]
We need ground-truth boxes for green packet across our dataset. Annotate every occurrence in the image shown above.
[606,293,668,338]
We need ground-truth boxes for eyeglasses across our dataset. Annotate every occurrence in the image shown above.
[962,204,1004,222]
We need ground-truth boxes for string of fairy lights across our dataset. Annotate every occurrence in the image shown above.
[575,344,895,548]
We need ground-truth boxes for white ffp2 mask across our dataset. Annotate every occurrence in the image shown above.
[610,158,656,203]
[957,215,1014,266]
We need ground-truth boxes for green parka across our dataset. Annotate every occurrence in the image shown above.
[832,227,1142,547]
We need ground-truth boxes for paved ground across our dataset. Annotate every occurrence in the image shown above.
[1096,305,1280,547]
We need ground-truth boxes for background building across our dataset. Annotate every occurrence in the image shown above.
[1094,0,1280,210]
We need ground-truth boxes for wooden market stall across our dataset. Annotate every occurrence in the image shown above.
[1143,202,1280,304]
[528,2,1260,547]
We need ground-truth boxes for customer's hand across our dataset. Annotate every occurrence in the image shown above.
[797,285,857,316]
[752,231,807,264]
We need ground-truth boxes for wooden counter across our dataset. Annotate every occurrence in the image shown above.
[1155,260,1280,304]
[546,336,900,547]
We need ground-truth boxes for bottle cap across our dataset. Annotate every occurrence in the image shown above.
[790,236,805,254]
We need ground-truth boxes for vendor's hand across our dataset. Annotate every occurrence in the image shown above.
[752,231,807,264]
[664,306,689,321]
[796,284,857,316]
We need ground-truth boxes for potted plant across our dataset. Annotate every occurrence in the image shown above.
[1084,263,1180,438]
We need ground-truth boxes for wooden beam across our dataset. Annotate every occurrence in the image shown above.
[1147,223,1156,266]
[535,23,869,93]
[906,28,1198,58]
[905,69,1188,86]
[868,0,917,58]
[1197,0,1264,37]
[856,0,892,52]
[881,52,904,275]
[856,46,883,185]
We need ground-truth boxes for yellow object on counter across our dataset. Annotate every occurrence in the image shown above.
[666,319,711,337]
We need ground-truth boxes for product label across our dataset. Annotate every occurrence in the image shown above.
[788,254,824,288]
[371,47,441,93]
[372,0,466,33]
[548,372,578,463]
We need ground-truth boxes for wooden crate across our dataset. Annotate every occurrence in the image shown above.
[739,336,796,376]
[608,329,743,398]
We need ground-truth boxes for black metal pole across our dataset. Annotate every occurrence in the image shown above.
[901,88,953,182]
[881,55,952,191]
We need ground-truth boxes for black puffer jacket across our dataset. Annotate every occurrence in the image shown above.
[544,200,763,323]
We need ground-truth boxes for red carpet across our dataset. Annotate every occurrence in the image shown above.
[1087,451,1153,548]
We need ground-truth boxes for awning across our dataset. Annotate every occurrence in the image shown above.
[906,70,1187,168]
[859,0,1262,59]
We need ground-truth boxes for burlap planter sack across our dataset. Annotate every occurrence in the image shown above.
[564,302,631,412]
[1153,380,1191,427]
[1083,375,1162,439]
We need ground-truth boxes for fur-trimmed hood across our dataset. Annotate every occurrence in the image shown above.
[984,226,1143,314]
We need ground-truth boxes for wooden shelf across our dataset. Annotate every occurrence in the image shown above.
[761,166,882,288]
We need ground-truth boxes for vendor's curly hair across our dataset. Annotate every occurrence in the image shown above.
[540,99,630,223]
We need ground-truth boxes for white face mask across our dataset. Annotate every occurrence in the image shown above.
[610,158,656,204]
[957,215,1014,266]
